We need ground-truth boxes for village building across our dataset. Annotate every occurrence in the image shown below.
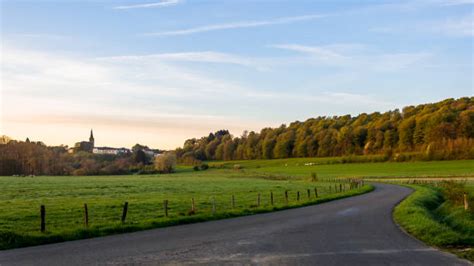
[69,130,131,155]
[69,130,95,153]
[93,147,130,155]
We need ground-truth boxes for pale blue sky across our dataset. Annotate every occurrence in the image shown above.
[1,0,473,149]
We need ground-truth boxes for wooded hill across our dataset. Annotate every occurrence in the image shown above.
[1,97,472,176]
[176,97,474,163]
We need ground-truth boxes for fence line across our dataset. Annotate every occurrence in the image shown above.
[36,180,365,232]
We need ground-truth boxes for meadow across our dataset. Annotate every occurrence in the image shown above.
[0,168,369,249]
[1,158,473,250]
[211,157,474,178]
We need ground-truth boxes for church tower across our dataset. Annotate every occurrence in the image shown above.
[89,129,95,147]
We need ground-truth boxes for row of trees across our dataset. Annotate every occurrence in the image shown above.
[176,97,473,162]
[0,140,176,176]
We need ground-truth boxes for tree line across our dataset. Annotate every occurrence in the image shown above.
[176,97,473,163]
[0,140,176,176]
[1,97,472,176]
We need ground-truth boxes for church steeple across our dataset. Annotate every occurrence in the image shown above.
[89,129,94,147]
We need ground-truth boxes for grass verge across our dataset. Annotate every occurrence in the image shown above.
[393,185,474,261]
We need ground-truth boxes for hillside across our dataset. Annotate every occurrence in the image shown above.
[176,97,474,162]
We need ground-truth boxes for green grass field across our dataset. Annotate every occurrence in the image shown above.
[211,158,474,178]
[0,169,369,250]
[1,158,473,250]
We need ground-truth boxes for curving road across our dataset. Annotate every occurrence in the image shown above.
[0,183,470,265]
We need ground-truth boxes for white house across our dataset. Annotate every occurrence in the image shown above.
[93,147,130,155]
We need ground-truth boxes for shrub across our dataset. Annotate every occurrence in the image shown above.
[154,152,177,173]
[200,163,209,170]
[193,166,200,171]
[440,180,467,206]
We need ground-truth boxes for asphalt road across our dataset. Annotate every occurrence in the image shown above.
[0,183,470,266]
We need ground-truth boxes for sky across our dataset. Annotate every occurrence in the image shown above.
[0,0,473,149]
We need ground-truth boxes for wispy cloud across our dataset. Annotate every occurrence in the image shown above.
[143,14,328,36]
[439,0,474,6]
[430,13,474,36]
[270,44,347,61]
[114,0,182,10]
[368,13,473,37]
[97,51,266,70]
[13,33,70,40]
[271,43,431,71]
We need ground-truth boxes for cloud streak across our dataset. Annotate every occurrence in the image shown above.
[431,13,474,36]
[143,14,328,36]
[439,0,474,6]
[97,51,265,69]
[114,0,181,10]
[271,43,431,71]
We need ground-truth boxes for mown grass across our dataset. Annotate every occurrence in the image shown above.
[0,169,371,250]
[393,184,474,261]
[211,158,474,178]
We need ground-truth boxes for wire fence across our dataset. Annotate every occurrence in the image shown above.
[35,180,365,233]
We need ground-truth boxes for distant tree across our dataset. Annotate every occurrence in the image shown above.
[154,152,177,173]
[0,135,12,144]
[273,130,295,158]
[398,117,416,151]
[262,133,277,159]
[132,149,148,164]
[458,109,474,138]
[132,143,149,153]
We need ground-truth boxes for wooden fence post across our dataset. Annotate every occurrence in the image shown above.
[307,189,311,199]
[40,205,45,233]
[232,195,235,209]
[270,191,274,206]
[121,202,128,223]
[285,190,289,205]
[297,191,300,201]
[212,197,216,215]
[257,193,261,207]
[339,184,342,192]
[163,200,168,217]
[329,186,332,193]
[192,197,196,212]
[84,203,89,227]
[314,187,318,198]
[464,193,469,211]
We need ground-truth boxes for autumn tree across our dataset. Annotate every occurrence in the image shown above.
[154,152,177,173]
